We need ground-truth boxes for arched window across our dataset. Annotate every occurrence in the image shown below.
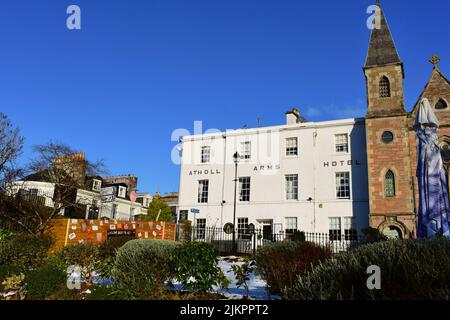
[435,98,448,110]
[379,76,391,98]
[385,170,396,197]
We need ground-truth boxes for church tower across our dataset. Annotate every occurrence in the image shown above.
[364,1,416,238]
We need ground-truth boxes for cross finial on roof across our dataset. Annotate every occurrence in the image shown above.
[429,55,440,68]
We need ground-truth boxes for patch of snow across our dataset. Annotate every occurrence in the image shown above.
[212,256,278,300]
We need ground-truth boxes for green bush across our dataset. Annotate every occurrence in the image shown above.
[62,243,99,284]
[0,229,14,241]
[26,260,67,299]
[0,264,24,283]
[171,242,223,293]
[44,252,69,273]
[360,227,388,245]
[255,241,332,297]
[288,238,450,300]
[87,285,124,300]
[97,236,134,259]
[112,239,179,299]
[94,256,115,280]
[291,231,306,242]
[62,243,98,267]
[0,234,53,269]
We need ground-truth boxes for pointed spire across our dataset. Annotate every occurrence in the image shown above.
[365,1,401,68]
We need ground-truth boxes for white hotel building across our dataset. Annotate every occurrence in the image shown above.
[178,110,370,237]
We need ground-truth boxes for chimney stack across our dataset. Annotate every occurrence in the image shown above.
[286,108,306,125]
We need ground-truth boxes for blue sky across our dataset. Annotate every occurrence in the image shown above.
[0,0,449,194]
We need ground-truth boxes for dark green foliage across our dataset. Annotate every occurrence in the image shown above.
[97,236,135,259]
[62,243,98,267]
[288,238,450,300]
[87,285,124,300]
[0,264,24,282]
[291,231,306,242]
[255,241,332,297]
[0,234,53,269]
[62,243,98,284]
[26,260,67,299]
[231,259,255,299]
[112,239,179,299]
[171,242,223,293]
[0,229,14,241]
[360,227,388,245]
[94,256,115,280]
[44,252,69,273]
[94,237,134,280]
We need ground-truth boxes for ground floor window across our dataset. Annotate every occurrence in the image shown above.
[329,217,341,241]
[237,218,249,239]
[285,217,298,238]
[344,217,358,240]
[195,218,206,240]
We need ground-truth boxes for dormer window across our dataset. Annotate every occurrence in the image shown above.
[118,186,127,198]
[435,99,448,110]
[92,179,102,192]
[379,76,391,98]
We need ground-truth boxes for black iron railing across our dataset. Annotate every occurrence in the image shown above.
[183,226,362,255]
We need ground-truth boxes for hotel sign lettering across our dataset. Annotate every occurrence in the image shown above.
[323,160,362,167]
[189,169,221,176]
[253,164,281,172]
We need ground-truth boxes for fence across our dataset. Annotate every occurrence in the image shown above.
[186,226,362,255]
[1,218,362,254]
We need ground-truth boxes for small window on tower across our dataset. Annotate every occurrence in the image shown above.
[385,170,396,197]
[435,99,448,110]
[381,131,394,144]
[379,76,391,98]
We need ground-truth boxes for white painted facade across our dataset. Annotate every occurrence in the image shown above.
[178,116,369,236]
[10,181,147,220]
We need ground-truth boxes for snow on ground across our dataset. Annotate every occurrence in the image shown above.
[212,256,275,300]
[68,256,279,300]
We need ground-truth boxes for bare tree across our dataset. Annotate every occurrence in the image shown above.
[0,142,107,234]
[0,113,24,187]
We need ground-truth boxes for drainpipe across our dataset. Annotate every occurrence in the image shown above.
[312,130,318,232]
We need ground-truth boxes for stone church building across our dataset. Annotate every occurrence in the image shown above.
[365,3,450,238]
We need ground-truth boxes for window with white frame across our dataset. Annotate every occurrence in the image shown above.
[285,174,299,200]
[240,141,251,160]
[179,210,189,221]
[329,217,342,240]
[197,180,209,203]
[336,172,351,199]
[195,218,206,240]
[285,217,298,238]
[335,134,349,153]
[118,186,127,198]
[286,137,298,156]
[239,177,251,202]
[237,218,249,239]
[92,179,102,192]
[201,146,211,163]
[344,217,358,241]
